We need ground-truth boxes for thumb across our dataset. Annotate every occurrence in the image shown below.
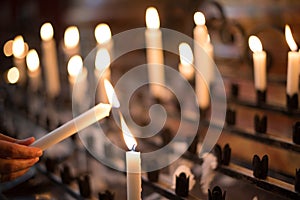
[16,137,36,146]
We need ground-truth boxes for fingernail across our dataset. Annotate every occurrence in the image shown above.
[37,150,43,156]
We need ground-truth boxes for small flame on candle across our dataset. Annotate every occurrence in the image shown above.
[179,43,194,65]
[194,12,206,26]
[95,23,112,44]
[26,49,40,72]
[7,67,20,84]
[248,35,263,53]
[64,26,80,49]
[67,55,83,77]
[104,79,120,108]
[95,48,111,71]
[40,23,54,41]
[120,113,137,151]
[12,35,25,58]
[3,40,13,57]
[146,7,160,29]
[285,25,298,51]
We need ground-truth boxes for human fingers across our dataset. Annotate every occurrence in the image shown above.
[0,157,39,174]
[0,140,42,159]
[0,133,16,143]
[16,137,35,146]
[0,168,30,183]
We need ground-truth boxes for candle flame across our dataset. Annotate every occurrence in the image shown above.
[3,40,13,57]
[194,12,206,26]
[285,25,298,51]
[146,7,160,29]
[95,48,111,71]
[95,23,112,44]
[26,49,40,72]
[7,67,20,84]
[64,26,80,49]
[104,79,120,108]
[248,35,263,53]
[40,22,54,41]
[120,113,137,151]
[12,35,25,58]
[67,55,83,77]
[179,43,194,65]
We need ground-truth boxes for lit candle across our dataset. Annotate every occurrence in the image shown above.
[67,55,83,87]
[12,35,27,86]
[31,103,111,150]
[95,48,111,103]
[104,79,120,108]
[63,26,80,58]
[94,23,113,52]
[120,114,141,200]
[145,7,165,99]
[193,12,208,46]
[248,36,267,92]
[285,25,299,97]
[26,49,42,92]
[6,67,20,84]
[178,42,194,81]
[40,22,61,99]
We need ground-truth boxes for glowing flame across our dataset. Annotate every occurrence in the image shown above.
[94,23,112,44]
[12,36,25,58]
[285,25,298,51]
[64,26,80,48]
[179,43,194,65]
[3,40,13,57]
[26,49,40,72]
[120,113,137,150]
[194,12,206,26]
[248,35,263,53]
[95,48,111,71]
[104,79,120,108]
[146,7,160,29]
[67,55,83,77]
[7,67,19,84]
[40,22,54,41]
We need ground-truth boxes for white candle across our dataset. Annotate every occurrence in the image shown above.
[285,25,300,96]
[248,35,267,91]
[95,48,111,103]
[40,22,61,99]
[26,49,41,92]
[145,7,165,99]
[178,42,194,81]
[94,23,113,53]
[12,35,27,86]
[31,103,111,150]
[120,114,141,200]
[63,26,80,58]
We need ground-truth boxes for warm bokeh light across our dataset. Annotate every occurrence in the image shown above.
[179,43,194,65]
[7,67,20,84]
[26,49,40,72]
[67,55,83,77]
[64,26,80,48]
[120,113,137,150]
[95,48,111,70]
[3,40,13,57]
[40,22,54,41]
[104,79,120,108]
[248,35,263,53]
[146,7,160,29]
[12,35,25,58]
[94,23,112,44]
[194,12,206,26]
[285,25,298,51]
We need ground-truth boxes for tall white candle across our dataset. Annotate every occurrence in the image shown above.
[40,22,61,99]
[120,114,141,200]
[145,7,165,99]
[248,35,267,91]
[31,103,111,150]
[285,25,300,96]
[94,23,113,53]
[26,49,42,92]
[12,35,27,86]
[63,26,80,58]
[178,42,194,81]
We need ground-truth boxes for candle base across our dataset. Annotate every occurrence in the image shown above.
[254,114,267,134]
[175,172,189,197]
[225,108,236,126]
[286,93,298,111]
[231,83,239,98]
[292,122,300,145]
[77,174,91,198]
[256,90,266,105]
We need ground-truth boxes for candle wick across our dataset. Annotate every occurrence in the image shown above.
[131,144,136,151]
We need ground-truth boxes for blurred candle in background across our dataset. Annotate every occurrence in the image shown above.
[63,26,80,58]
[6,67,20,84]
[178,42,194,81]
[40,22,61,99]
[12,35,27,86]
[26,49,42,92]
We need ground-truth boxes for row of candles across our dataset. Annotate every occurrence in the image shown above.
[2,6,300,200]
